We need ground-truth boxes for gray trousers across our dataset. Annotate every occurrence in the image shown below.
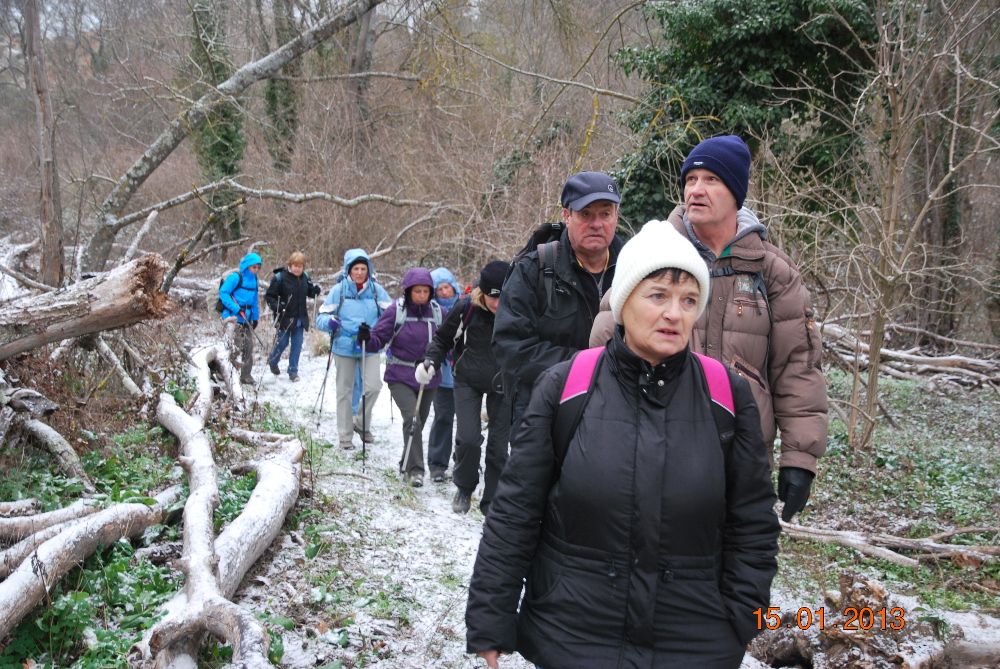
[235,322,254,381]
[452,381,511,510]
[334,354,382,443]
[389,383,436,476]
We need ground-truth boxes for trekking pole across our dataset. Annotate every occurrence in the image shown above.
[360,337,368,474]
[312,341,335,430]
[400,383,426,480]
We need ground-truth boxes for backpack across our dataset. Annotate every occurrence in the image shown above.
[328,272,384,320]
[505,221,565,310]
[551,346,736,478]
[450,297,477,348]
[384,296,443,365]
[211,271,243,314]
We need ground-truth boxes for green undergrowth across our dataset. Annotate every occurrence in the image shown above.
[0,536,181,669]
[776,371,1000,613]
[0,400,295,666]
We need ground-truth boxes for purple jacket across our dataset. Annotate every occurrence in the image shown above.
[369,268,444,391]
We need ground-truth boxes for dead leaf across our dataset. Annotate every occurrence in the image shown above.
[317,620,329,634]
[952,553,983,569]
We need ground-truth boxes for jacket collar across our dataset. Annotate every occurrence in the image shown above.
[606,326,689,403]
[556,228,625,285]
[679,209,766,267]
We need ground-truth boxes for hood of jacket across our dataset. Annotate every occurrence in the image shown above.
[402,267,434,293]
[431,267,461,310]
[681,207,766,263]
[240,252,263,273]
[342,248,373,278]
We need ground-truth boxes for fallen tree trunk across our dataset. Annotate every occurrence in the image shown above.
[0,485,182,639]
[0,499,40,517]
[127,395,272,669]
[0,254,170,360]
[0,497,101,542]
[127,343,280,668]
[19,418,97,492]
[781,522,997,567]
[0,518,76,580]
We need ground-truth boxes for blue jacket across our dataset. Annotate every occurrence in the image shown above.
[316,249,391,358]
[431,267,461,389]
[220,253,262,323]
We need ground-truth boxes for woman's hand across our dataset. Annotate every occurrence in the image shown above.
[477,650,501,667]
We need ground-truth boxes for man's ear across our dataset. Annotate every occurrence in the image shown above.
[562,207,572,224]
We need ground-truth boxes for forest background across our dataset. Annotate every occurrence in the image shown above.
[0,0,999,666]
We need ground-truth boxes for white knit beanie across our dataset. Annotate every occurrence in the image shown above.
[610,220,711,324]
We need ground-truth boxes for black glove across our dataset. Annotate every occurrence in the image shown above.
[356,322,371,344]
[251,320,259,330]
[310,284,322,298]
[778,467,814,522]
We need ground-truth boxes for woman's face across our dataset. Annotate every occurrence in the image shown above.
[288,263,304,277]
[621,273,700,365]
[349,263,369,283]
[485,295,500,313]
[410,285,431,305]
[436,283,455,299]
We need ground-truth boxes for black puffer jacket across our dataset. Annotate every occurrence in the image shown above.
[265,267,321,331]
[492,229,623,389]
[423,295,500,393]
[466,330,780,669]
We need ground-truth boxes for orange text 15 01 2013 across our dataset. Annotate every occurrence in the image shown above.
[753,607,906,631]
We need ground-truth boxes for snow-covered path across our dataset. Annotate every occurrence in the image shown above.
[241,345,533,668]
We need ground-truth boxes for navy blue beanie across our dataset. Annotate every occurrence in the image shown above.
[679,135,751,208]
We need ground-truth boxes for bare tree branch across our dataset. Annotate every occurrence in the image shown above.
[82,0,387,272]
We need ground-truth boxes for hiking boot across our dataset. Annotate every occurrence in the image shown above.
[452,489,472,514]
[408,473,424,488]
[288,373,299,382]
[269,363,280,376]
[340,440,356,450]
[430,468,446,483]
[241,375,255,385]
[353,420,375,443]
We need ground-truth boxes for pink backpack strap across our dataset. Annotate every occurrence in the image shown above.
[693,352,735,416]
[560,346,605,403]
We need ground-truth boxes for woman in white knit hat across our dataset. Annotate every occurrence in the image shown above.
[465,220,780,669]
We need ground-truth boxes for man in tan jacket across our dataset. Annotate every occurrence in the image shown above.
[591,135,826,521]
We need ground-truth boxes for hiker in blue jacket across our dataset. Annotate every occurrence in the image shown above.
[426,267,462,482]
[316,249,391,450]
[466,222,779,669]
[220,252,263,385]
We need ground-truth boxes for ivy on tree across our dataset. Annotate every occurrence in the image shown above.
[188,0,246,243]
[612,0,874,226]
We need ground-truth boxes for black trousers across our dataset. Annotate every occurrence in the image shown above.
[452,381,511,511]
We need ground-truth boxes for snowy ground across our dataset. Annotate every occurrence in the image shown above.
[230,340,999,668]
[238,344,531,668]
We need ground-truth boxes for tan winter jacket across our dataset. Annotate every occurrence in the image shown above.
[591,206,827,473]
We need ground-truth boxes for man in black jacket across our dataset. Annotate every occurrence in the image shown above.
[265,252,321,381]
[492,172,625,437]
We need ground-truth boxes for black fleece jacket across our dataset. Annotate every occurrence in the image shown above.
[423,296,500,393]
[466,331,780,669]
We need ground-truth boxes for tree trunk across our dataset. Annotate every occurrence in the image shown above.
[81,0,384,272]
[0,486,181,639]
[21,0,64,287]
[128,343,299,667]
[0,254,170,360]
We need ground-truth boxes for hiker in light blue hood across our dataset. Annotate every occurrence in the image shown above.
[316,249,391,449]
[219,252,262,384]
[427,267,461,482]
